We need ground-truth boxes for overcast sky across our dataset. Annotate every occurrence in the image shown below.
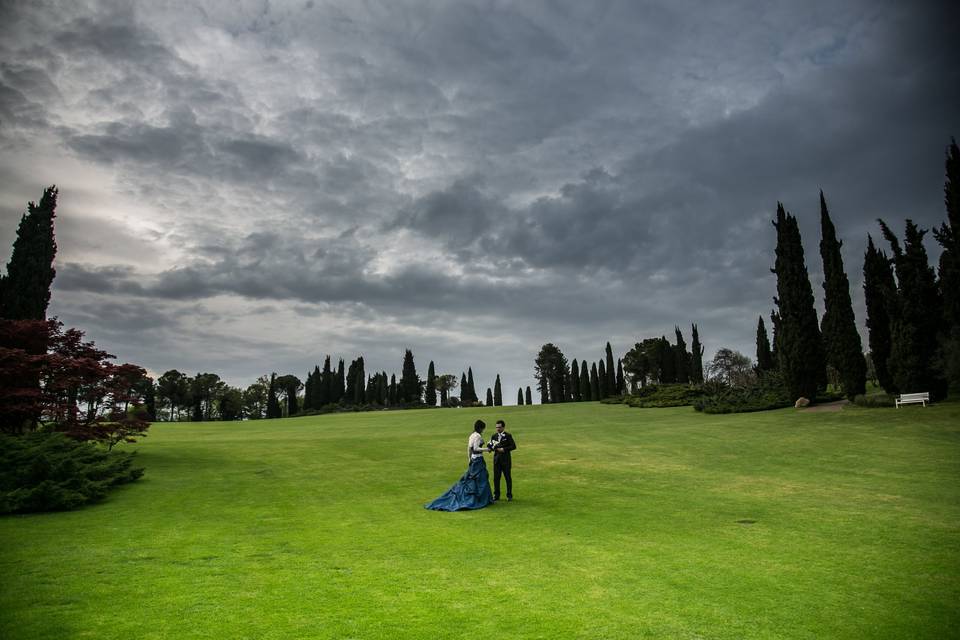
[1,0,958,401]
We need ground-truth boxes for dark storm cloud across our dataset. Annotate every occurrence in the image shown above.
[3,0,959,392]
[67,111,307,183]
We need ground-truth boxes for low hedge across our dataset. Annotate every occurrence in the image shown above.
[603,384,706,408]
[0,432,144,514]
[693,372,792,414]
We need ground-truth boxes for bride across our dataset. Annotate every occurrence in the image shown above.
[425,419,494,511]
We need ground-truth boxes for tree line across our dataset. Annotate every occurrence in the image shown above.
[763,138,959,402]
[150,350,519,421]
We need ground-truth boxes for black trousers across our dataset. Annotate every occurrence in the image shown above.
[493,456,512,498]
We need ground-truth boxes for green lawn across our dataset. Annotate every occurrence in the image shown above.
[2,402,959,639]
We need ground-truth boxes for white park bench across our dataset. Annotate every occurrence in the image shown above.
[895,392,929,408]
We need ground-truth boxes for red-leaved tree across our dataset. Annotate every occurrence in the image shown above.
[0,318,150,448]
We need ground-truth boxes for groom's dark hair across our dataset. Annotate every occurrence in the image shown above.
[496,420,505,428]
[474,420,486,433]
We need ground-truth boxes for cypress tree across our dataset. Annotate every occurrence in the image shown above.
[517,388,524,405]
[389,374,397,405]
[933,138,960,391]
[756,317,774,373]
[525,386,532,405]
[604,342,616,392]
[266,373,282,418]
[772,202,826,401]
[818,192,866,397]
[335,359,345,402]
[570,359,581,401]
[598,360,608,398]
[425,361,437,407]
[345,359,358,404]
[353,357,366,405]
[879,219,946,398]
[0,186,58,320]
[770,311,782,370]
[305,366,315,410]
[690,324,704,383]
[590,362,600,400]
[399,349,421,404]
[467,367,477,404]
[494,374,502,406]
[310,365,323,409]
[863,236,896,392]
[460,372,468,404]
[674,327,689,383]
[616,359,625,394]
[579,360,590,401]
[321,356,332,405]
[486,388,493,406]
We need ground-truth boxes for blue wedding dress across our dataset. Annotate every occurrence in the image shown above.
[425,449,494,511]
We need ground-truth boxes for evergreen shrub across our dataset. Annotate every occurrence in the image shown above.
[0,432,144,514]
[693,372,792,414]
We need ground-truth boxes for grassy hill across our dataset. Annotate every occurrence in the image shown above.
[2,402,958,639]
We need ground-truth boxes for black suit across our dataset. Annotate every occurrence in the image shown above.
[488,430,517,499]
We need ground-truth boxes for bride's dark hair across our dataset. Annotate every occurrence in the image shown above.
[473,420,486,433]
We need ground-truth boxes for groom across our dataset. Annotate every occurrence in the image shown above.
[488,419,517,501]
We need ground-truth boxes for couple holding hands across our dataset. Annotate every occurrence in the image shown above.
[425,419,517,511]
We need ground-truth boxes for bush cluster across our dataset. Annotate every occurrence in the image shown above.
[627,384,706,408]
[693,372,792,414]
[0,432,144,514]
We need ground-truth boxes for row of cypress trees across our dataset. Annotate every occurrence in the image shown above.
[621,326,705,388]
[768,138,959,401]
[534,342,630,403]
[863,139,959,399]
[299,350,513,411]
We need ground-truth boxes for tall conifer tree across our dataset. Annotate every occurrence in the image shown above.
[354,357,366,404]
[579,360,590,400]
[770,311,782,370]
[863,236,896,392]
[525,386,532,405]
[486,388,493,406]
[266,373,282,418]
[570,359,581,401]
[460,372,468,404]
[616,359,625,394]
[590,362,600,400]
[598,360,608,398]
[755,317,774,373]
[494,374,502,406]
[517,388,524,405]
[772,202,826,400]
[604,342,616,392]
[818,192,866,397]
[690,324,704,384]
[335,359,345,402]
[674,327,689,383]
[467,367,477,404]
[0,186,58,320]
[425,361,437,406]
[399,349,421,404]
[879,219,946,397]
[321,356,332,405]
[933,138,960,391]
